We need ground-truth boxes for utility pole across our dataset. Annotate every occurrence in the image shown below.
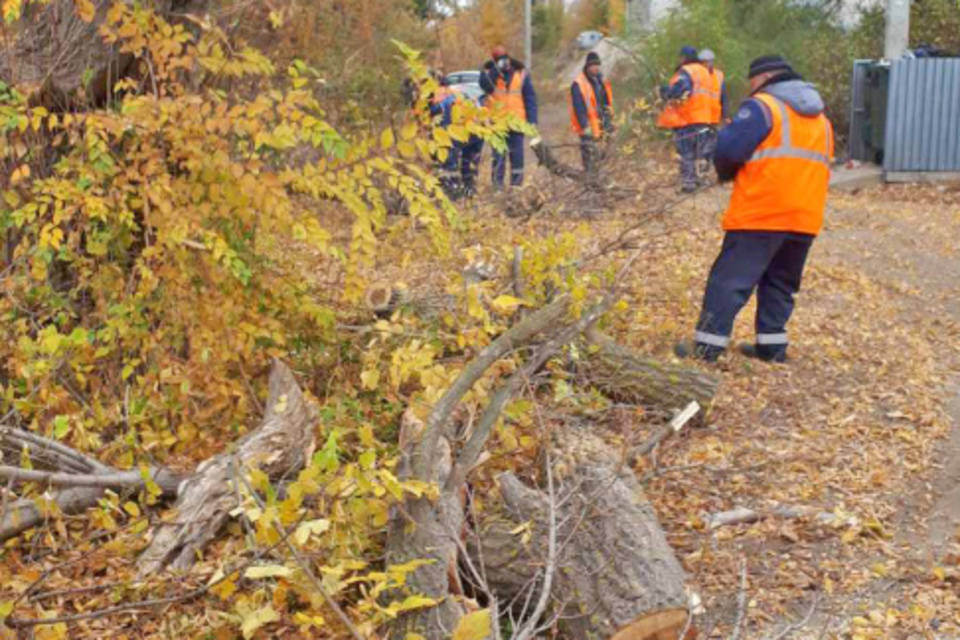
[524,0,532,70]
[884,0,910,59]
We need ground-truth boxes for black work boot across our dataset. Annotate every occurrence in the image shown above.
[738,342,788,363]
[674,340,722,363]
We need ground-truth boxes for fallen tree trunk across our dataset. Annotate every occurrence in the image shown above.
[580,328,719,417]
[137,359,317,574]
[470,460,690,640]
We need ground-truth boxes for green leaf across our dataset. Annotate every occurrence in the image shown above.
[358,449,376,470]
[52,415,69,439]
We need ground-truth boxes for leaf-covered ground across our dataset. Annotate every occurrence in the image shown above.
[621,181,960,638]
[1,142,957,638]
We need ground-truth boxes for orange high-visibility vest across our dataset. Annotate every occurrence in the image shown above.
[569,72,613,138]
[723,93,834,236]
[657,63,714,129]
[705,68,724,124]
[489,69,527,120]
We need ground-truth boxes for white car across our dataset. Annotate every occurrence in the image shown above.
[577,30,604,50]
[444,70,485,104]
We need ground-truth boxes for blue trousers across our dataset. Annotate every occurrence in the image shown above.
[674,125,700,188]
[695,231,814,360]
[461,135,484,189]
[492,131,525,187]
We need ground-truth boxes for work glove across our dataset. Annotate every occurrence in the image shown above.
[659,84,669,99]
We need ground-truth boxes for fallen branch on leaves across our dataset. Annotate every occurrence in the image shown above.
[0,427,184,541]
[6,510,302,629]
[629,400,701,466]
[0,358,317,585]
[707,505,857,531]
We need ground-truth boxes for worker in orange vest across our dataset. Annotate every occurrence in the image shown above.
[675,55,834,363]
[696,48,728,165]
[569,51,614,174]
[480,45,539,188]
[657,46,715,192]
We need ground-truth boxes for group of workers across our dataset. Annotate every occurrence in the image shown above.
[657,45,729,192]
[421,44,833,364]
[416,45,617,196]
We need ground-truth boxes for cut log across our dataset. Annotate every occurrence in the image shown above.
[469,433,689,640]
[580,328,719,417]
[137,359,317,574]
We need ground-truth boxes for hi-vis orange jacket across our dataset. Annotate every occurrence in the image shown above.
[657,63,714,129]
[704,68,724,124]
[723,92,834,236]
[569,72,613,137]
[489,69,527,119]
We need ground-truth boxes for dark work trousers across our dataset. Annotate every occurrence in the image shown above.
[700,126,718,162]
[492,131,525,187]
[461,135,484,193]
[694,230,814,361]
[437,142,462,198]
[674,125,701,189]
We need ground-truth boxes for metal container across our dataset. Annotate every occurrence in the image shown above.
[883,57,960,172]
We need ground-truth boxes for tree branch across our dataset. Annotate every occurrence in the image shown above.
[413,296,570,480]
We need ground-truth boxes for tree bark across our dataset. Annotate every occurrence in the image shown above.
[580,328,719,417]
[0,0,207,109]
[470,459,690,640]
[137,359,317,574]
[0,427,183,541]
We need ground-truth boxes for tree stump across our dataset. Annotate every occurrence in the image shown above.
[469,432,690,640]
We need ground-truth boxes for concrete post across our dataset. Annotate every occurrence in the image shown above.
[884,0,910,60]
[524,0,532,70]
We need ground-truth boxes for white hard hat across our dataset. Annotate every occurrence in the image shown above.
[698,49,716,62]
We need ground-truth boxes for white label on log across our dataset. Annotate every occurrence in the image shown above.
[671,401,700,432]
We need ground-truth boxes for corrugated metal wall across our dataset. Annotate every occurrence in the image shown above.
[848,60,871,161]
[884,58,960,172]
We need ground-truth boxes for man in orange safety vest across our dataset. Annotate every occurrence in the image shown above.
[480,45,539,188]
[657,45,714,192]
[569,51,614,174]
[675,55,834,363]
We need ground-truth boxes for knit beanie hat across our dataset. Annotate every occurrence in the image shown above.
[748,55,793,78]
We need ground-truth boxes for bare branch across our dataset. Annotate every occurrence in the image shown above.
[0,465,184,493]
[729,557,749,640]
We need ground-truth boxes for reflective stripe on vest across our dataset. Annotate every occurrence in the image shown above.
[748,98,832,166]
[657,63,712,128]
[722,92,834,236]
